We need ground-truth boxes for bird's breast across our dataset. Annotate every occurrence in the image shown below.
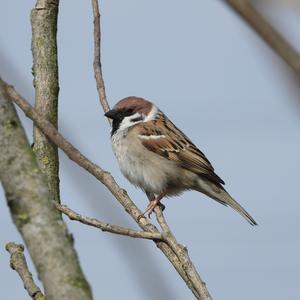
[111,131,181,194]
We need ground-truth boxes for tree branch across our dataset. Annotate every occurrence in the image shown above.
[0,79,93,300]
[155,208,211,300]
[31,0,60,202]
[54,201,163,240]
[30,1,92,299]
[5,243,46,300]
[225,0,300,76]
[56,200,211,299]
[3,78,208,299]
[90,1,211,298]
[91,0,111,122]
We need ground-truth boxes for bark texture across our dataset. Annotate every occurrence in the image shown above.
[31,0,60,202]
[0,81,93,300]
[6,242,46,300]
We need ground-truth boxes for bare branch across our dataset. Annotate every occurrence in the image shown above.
[89,1,212,298]
[225,0,300,76]
[0,78,92,300]
[6,243,46,300]
[155,208,212,300]
[91,0,111,122]
[3,79,143,222]
[29,1,92,298]
[3,79,204,299]
[31,0,60,202]
[56,201,210,299]
[54,201,163,240]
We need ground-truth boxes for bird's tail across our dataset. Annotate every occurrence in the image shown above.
[195,179,257,226]
[218,189,257,226]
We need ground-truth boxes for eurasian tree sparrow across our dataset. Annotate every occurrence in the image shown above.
[105,97,257,225]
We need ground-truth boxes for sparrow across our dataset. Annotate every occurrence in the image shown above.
[105,97,257,225]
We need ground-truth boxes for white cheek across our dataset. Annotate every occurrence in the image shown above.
[118,112,143,131]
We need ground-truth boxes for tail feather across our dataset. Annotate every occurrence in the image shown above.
[195,179,257,225]
[219,189,257,226]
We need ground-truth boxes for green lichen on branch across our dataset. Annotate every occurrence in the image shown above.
[5,242,46,300]
[31,0,60,203]
[68,275,92,293]
[0,79,93,300]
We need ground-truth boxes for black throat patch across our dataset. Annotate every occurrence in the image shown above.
[111,118,123,136]
[110,109,144,136]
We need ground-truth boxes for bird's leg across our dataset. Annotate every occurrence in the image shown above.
[138,192,166,221]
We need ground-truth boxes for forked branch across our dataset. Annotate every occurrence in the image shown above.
[54,201,162,240]
[89,2,212,297]
[2,77,211,299]
[6,243,46,300]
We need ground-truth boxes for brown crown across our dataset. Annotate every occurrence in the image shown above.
[113,96,153,115]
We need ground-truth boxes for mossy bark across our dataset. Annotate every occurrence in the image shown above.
[0,81,93,300]
[28,1,92,298]
[31,0,60,203]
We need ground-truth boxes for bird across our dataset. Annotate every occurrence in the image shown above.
[105,96,257,225]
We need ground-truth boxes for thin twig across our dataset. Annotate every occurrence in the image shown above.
[6,243,46,300]
[2,79,203,299]
[91,0,111,123]
[55,199,208,300]
[54,201,162,240]
[225,0,300,76]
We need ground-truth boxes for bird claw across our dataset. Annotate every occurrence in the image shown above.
[138,199,165,221]
[158,202,165,211]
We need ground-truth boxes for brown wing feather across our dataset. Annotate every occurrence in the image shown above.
[136,113,225,185]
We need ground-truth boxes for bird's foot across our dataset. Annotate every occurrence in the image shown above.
[145,200,157,219]
[137,200,165,221]
[137,199,166,222]
[158,202,165,211]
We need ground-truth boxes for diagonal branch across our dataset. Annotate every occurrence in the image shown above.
[90,1,211,299]
[225,0,300,76]
[54,201,163,240]
[56,200,211,299]
[155,208,212,300]
[57,200,213,299]
[3,78,209,299]
[6,243,46,300]
[0,78,93,300]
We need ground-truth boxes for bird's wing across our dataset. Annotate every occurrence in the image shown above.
[135,114,225,185]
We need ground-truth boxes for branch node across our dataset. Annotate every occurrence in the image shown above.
[180,244,188,253]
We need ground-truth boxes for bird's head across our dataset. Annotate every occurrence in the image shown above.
[105,97,158,135]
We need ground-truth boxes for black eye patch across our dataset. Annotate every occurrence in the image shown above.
[131,116,144,122]
[111,109,143,136]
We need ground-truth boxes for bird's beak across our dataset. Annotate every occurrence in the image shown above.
[104,109,118,119]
